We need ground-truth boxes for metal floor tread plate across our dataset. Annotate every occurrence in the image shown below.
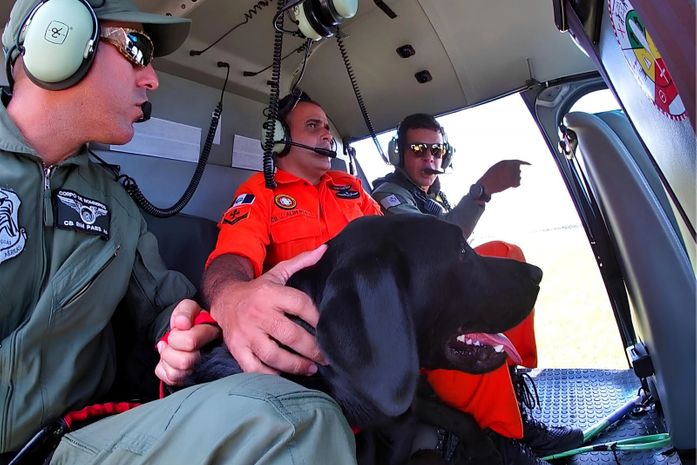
[529,368,683,465]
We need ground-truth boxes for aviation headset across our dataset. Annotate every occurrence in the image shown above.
[6,0,101,91]
[387,115,454,169]
[293,0,359,41]
[263,88,309,157]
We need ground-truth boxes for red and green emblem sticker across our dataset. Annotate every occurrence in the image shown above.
[608,0,686,120]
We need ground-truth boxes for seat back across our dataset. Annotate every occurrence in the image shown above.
[563,110,695,449]
[144,212,219,293]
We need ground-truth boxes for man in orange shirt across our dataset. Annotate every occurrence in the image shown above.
[200,95,573,464]
[202,91,381,377]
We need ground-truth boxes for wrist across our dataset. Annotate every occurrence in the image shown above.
[469,183,491,203]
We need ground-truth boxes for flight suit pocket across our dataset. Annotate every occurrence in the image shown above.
[269,216,321,264]
[270,216,318,243]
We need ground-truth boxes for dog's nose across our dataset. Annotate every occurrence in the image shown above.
[528,264,543,284]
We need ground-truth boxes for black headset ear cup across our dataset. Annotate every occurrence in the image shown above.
[17,0,99,90]
[314,0,341,26]
[442,145,454,170]
[387,136,400,166]
[303,0,337,38]
[440,131,453,169]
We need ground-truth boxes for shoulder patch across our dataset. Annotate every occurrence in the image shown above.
[232,193,255,207]
[379,194,402,209]
[222,208,250,226]
[0,188,27,264]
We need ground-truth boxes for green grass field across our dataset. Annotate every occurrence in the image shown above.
[474,225,628,369]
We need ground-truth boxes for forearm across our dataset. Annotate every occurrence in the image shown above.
[202,254,255,311]
[444,194,485,239]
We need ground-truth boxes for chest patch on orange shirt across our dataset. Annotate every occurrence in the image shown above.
[274,194,297,210]
[336,189,360,199]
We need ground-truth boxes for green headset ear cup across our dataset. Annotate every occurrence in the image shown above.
[387,136,400,166]
[329,0,358,19]
[19,0,99,90]
[294,0,356,40]
[273,118,291,156]
[261,117,291,157]
[263,90,305,157]
[293,3,323,41]
[315,0,357,26]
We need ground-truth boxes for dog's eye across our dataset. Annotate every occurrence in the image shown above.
[458,247,467,261]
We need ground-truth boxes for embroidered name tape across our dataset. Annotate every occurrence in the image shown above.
[55,190,110,239]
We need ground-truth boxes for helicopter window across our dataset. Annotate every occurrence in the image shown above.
[353,93,626,369]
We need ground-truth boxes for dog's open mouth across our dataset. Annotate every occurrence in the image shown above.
[445,332,522,374]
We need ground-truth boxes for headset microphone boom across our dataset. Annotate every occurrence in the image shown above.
[287,141,337,158]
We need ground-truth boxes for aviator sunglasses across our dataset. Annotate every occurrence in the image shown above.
[100,27,154,67]
[407,142,449,159]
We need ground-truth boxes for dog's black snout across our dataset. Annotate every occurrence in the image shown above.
[528,264,543,284]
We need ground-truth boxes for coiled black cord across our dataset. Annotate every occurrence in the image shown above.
[290,39,313,91]
[336,29,388,164]
[272,0,307,35]
[118,63,230,218]
[190,0,271,56]
[262,0,286,189]
[119,101,222,218]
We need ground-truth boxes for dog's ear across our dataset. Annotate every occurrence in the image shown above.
[316,257,419,422]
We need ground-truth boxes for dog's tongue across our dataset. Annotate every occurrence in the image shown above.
[462,332,523,365]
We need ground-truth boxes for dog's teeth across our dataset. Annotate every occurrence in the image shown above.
[473,341,481,346]
[466,338,473,345]
[493,344,504,352]
[457,335,465,342]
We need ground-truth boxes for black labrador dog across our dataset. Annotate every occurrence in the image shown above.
[187,214,542,463]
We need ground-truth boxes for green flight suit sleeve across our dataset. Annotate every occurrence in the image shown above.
[443,194,485,239]
[373,181,485,239]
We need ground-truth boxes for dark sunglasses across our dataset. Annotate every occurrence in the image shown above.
[100,27,154,67]
[407,142,449,159]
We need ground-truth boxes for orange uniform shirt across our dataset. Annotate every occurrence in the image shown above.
[207,169,382,276]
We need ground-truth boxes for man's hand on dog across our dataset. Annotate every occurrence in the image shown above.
[208,246,329,376]
[155,299,221,386]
